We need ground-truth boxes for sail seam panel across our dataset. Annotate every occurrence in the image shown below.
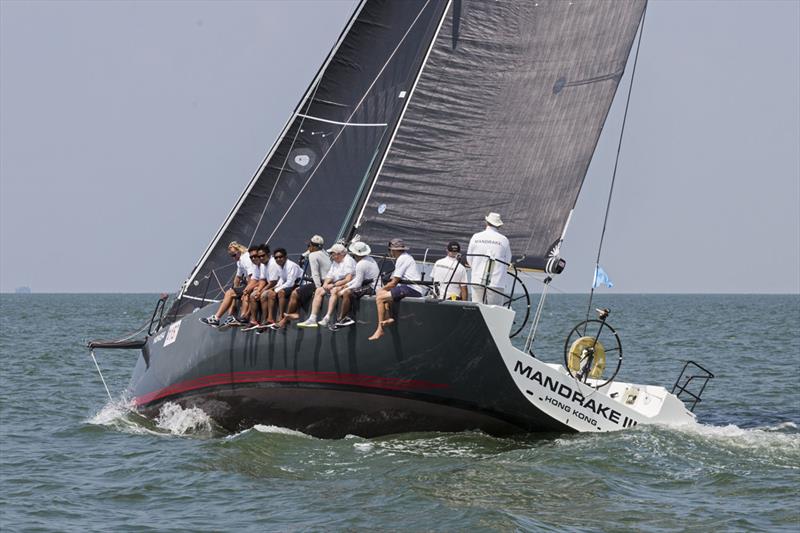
[265,0,439,244]
[353,0,454,230]
[296,113,388,127]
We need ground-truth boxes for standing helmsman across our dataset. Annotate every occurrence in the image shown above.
[467,212,511,305]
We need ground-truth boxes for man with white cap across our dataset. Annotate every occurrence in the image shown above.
[333,241,380,328]
[368,238,426,341]
[467,212,512,305]
[297,242,356,328]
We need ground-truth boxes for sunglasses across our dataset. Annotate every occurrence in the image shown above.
[257,254,268,258]
[229,253,239,258]
[249,255,259,260]
[273,255,286,260]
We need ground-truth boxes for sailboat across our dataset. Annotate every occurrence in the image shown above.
[90,0,713,438]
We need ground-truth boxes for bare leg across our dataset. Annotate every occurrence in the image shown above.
[338,289,352,320]
[309,287,326,318]
[249,292,260,324]
[215,289,236,318]
[259,292,270,323]
[265,290,277,323]
[281,291,302,326]
[325,287,340,319]
[278,290,289,319]
[369,290,393,340]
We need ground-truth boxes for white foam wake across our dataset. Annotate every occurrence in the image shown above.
[252,424,313,438]
[154,402,213,435]
[670,420,799,452]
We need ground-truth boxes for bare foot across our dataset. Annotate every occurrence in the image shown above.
[380,318,395,327]
[286,312,300,320]
[368,328,384,341]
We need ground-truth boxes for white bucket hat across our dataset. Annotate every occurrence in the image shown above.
[348,241,371,257]
[308,234,324,246]
[485,212,504,227]
[327,243,347,254]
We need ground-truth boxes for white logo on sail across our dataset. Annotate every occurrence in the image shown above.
[294,155,310,167]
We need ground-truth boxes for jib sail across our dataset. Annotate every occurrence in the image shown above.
[172,0,450,316]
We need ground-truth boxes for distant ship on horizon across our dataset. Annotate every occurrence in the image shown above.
[14,286,31,294]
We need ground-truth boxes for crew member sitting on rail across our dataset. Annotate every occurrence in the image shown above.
[254,245,281,325]
[266,248,303,326]
[467,212,511,305]
[368,239,426,341]
[330,241,379,329]
[431,241,468,301]
[297,243,355,328]
[277,235,331,329]
[244,245,269,327]
[200,241,255,327]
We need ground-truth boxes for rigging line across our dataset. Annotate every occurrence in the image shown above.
[585,4,648,321]
[296,114,388,127]
[265,0,435,244]
[248,80,323,247]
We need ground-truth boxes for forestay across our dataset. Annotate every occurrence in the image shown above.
[353,0,647,272]
[171,0,449,317]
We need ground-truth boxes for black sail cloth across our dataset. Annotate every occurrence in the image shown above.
[171,0,449,317]
[353,0,647,271]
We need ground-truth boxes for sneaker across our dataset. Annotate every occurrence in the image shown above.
[336,317,355,327]
[200,316,219,326]
[222,316,238,325]
[297,318,318,329]
[317,316,330,327]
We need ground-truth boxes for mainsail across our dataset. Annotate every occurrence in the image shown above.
[173,0,449,316]
[352,0,647,272]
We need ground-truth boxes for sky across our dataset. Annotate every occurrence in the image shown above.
[1,0,798,294]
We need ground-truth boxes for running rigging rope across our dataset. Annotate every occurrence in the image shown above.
[585,5,648,321]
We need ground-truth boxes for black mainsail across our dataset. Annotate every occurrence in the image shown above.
[352,0,647,272]
[173,0,450,317]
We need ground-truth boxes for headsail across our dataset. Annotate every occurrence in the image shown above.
[352,0,647,272]
[172,0,450,316]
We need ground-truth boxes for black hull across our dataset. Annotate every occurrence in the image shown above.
[130,298,569,438]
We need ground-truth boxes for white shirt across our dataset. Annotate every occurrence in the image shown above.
[392,252,427,295]
[266,257,282,283]
[467,226,512,288]
[346,256,380,290]
[307,250,332,287]
[431,256,467,300]
[275,259,304,292]
[236,253,255,278]
[326,254,357,282]
[252,262,268,281]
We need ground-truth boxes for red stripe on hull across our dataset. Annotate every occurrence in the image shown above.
[134,370,449,406]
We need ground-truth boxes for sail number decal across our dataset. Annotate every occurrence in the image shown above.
[513,360,636,428]
[164,320,182,347]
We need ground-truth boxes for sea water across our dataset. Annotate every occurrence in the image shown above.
[1,294,798,531]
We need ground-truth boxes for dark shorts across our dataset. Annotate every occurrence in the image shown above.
[295,283,317,308]
[233,286,245,299]
[390,285,421,301]
[277,285,296,298]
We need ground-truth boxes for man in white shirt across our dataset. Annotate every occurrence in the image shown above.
[201,241,255,327]
[467,212,512,306]
[331,241,380,329]
[244,245,270,328]
[431,241,468,301]
[368,239,426,341]
[255,245,285,325]
[278,235,331,329]
[261,248,303,326]
[298,243,356,328]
